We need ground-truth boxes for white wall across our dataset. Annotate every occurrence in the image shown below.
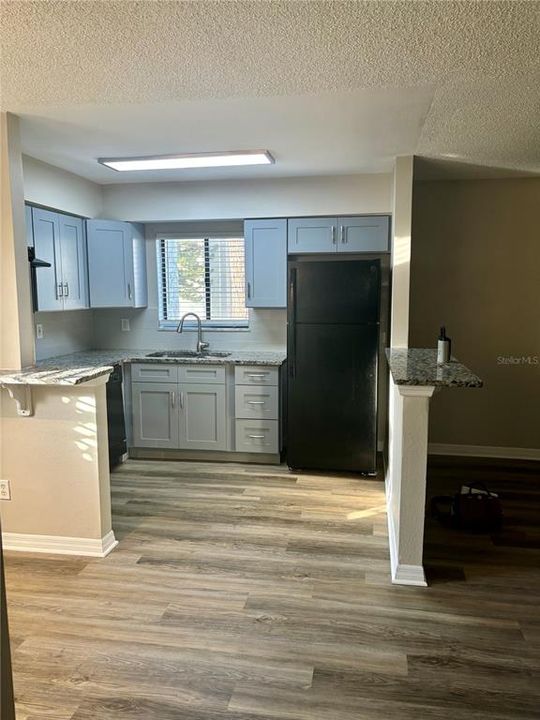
[20,161,393,357]
[92,221,287,352]
[22,155,103,218]
[102,173,393,222]
[34,310,95,361]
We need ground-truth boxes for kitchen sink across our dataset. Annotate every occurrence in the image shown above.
[146,350,231,359]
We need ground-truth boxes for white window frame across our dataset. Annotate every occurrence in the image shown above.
[156,234,249,331]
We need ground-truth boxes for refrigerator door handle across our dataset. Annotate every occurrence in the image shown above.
[289,268,297,378]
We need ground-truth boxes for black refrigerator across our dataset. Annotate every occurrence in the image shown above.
[287,258,380,474]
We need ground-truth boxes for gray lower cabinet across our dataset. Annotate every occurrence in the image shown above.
[235,419,278,454]
[132,382,179,449]
[234,365,279,454]
[179,383,227,451]
[131,364,227,451]
[131,363,279,458]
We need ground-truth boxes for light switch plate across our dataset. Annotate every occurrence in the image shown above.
[36,323,44,339]
[0,480,11,501]
[121,319,130,332]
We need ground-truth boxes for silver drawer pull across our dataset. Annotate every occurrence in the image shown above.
[247,400,265,405]
[248,434,265,439]
[247,373,267,377]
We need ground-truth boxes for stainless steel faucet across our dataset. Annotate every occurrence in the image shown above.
[176,312,209,354]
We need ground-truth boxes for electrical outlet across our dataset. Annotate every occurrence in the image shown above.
[0,480,11,501]
[36,323,44,339]
[121,319,130,332]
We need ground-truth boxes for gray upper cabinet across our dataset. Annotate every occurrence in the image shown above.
[31,207,88,312]
[287,216,390,254]
[86,219,147,309]
[58,214,89,310]
[337,216,389,253]
[244,219,287,307]
[288,217,337,254]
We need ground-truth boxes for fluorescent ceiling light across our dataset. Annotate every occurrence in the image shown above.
[98,150,274,172]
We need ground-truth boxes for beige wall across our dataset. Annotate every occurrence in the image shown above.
[410,178,540,450]
[0,381,112,540]
[22,155,103,218]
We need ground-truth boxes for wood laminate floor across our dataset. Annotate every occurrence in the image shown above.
[4,457,540,719]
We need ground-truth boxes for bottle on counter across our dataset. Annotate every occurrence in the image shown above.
[437,326,451,364]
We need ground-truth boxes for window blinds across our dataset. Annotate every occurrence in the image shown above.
[158,237,248,326]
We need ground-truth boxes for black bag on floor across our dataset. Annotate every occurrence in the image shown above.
[431,483,503,532]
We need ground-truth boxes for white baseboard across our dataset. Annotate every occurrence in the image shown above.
[2,529,118,558]
[428,443,540,461]
[387,509,427,587]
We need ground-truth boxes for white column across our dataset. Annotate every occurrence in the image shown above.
[387,377,435,586]
[0,112,35,370]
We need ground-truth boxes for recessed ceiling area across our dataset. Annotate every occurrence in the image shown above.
[16,88,434,183]
[2,1,539,182]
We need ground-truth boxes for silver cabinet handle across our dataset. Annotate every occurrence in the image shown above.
[248,434,265,439]
[127,282,132,300]
[247,400,266,405]
[63,282,69,297]
[171,391,176,408]
[57,282,64,298]
[180,392,184,409]
[247,373,267,378]
[331,225,336,244]
[340,225,345,243]
[247,281,251,299]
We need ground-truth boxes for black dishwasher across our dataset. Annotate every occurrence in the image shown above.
[106,364,127,469]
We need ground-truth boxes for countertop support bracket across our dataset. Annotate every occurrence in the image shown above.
[1,384,33,417]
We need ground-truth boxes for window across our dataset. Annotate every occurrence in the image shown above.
[157,237,248,328]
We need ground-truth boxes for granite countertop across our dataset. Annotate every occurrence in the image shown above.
[386,348,483,388]
[0,349,287,387]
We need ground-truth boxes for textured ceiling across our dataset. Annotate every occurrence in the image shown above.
[1,0,539,180]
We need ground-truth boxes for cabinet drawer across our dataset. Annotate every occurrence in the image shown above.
[235,419,278,454]
[234,365,278,386]
[235,385,278,419]
[131,363,178,383]
[178,365,225,384]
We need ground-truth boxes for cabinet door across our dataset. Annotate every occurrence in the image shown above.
[287,217,338,254]
[31,208,63,311]
[179,383,226,451]
[58,214,89,310]
[87,220,131,308]
[244,219,287,307]
[337,216,390,253]
[132,382,179,449]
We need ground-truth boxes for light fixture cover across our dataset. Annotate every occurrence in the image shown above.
[98,150,274,172]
